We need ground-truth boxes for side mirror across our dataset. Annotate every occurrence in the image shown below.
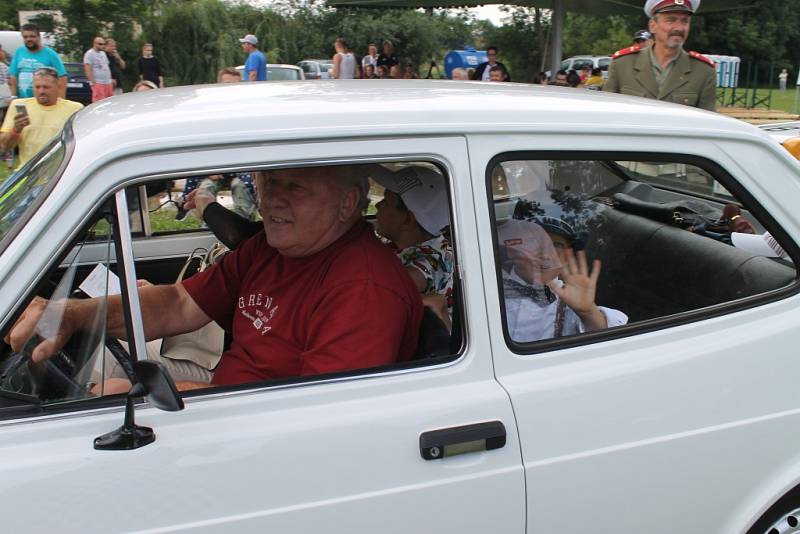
[94,361,184,451]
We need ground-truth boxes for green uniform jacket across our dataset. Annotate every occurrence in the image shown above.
[603,47,717,111]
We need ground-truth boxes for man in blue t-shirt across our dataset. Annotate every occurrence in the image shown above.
[238,34,267,82]
[9,23,67,99]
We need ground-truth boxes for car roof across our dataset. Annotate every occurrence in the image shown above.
[67,80,766,168]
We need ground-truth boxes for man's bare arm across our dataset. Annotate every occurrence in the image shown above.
[8,75,17,96]
[0,130,20,152]
[6,283,212,363]
[83,63,95,85]
[107,283,212,341]
[58,76,66,98]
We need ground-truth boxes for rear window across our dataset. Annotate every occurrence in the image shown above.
[65,63,83,77]
[267,67,301,81]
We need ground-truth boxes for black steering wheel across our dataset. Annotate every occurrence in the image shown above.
[0,335,135,403]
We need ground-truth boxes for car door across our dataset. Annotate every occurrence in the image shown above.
[0,136,525,533]
[468,131,800,533]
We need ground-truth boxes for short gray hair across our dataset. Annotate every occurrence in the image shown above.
[334,165,370,212]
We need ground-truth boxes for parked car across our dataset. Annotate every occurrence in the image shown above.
[298,59,334,79]
[235,63,305,81]
[559,55,612,78]
[2,81,800,534]
[63,62,92,106]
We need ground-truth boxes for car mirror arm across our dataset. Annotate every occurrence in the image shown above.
[94,361,184,451]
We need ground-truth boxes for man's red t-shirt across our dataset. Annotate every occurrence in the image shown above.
[182,220,423,385]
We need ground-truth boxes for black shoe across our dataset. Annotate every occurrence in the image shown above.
[175,206,188,221]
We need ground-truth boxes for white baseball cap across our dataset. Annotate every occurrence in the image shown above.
[239,34,258,46]
[373,166,450,235]
[644,0,700,18]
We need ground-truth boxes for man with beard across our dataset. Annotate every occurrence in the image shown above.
[8,23,67,99]
[603,0,716,111]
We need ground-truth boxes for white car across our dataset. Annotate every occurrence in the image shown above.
[235,63,306,81]
[2,81,800,534]
[298,59,334,79]
[560,55,612,78]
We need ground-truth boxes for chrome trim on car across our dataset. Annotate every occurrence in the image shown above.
[114,190,149,361]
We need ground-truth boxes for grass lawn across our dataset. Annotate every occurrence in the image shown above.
[719,86,800,114]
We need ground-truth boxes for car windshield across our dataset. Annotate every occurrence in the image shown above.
[0,139,66,247]
[267,67,301,80]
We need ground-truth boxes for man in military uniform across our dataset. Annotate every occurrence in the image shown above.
[604,0,717,111]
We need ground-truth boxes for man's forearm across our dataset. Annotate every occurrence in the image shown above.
[83,65,95,85]
[0,130,20,152]
[9,76,17,96]
[73,283,208,341]
[58,76,66,98]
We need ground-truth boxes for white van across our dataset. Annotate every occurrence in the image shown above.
[0,30,24,62]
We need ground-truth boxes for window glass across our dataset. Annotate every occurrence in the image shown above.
[0,218,119,408]
[598,58,611,69]
[0,140,65,246]
[490,156,796,348]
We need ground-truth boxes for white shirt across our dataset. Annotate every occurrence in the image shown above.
[503,269,628,343]
[83,48,112,84]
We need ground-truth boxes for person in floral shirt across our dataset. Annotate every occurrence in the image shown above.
[374,166,454,311]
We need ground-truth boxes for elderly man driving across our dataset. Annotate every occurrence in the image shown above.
[7,165,423,391]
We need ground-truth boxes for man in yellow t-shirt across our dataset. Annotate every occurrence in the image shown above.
[0,67,83,169]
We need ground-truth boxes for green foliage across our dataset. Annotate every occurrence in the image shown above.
[155,0,239,85]
[563,14,639,57]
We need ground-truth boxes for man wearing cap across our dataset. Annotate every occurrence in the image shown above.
[632,29,654,48]
[239,34,267,82]
[604,0,717,111]
[374,166,454,311]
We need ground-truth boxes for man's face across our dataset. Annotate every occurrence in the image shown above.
[256,168,358,257]
[489,70,503,82]
[241,42,253,53]
[93,37,106,51]
[375,190,407,241]
[106,39,116,53]
[22,31,41,51]
[369,45,377,56]
[33,75,59,106]
[555,73,568,85]
[143,45,153,56]
[219,72,241,83]
[487,49,498,64]
[649,12,691,49]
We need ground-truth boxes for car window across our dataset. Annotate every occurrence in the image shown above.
[0,139,66,250]
[2,160,462,417]
[267,67,301,81]
[0,215,118,410]
[572,60,592,70]
[488,154,796,351]
[598,58,611,69]
[65,63,84,77]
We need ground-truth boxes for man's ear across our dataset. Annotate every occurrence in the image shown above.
[648,17,657,33]
[338,186,361,222]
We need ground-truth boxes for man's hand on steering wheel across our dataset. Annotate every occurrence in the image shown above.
[4,297,80,363]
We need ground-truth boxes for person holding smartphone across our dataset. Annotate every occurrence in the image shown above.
[0,68,82,170]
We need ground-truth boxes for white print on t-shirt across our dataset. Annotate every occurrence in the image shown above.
[238,293,279,335]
